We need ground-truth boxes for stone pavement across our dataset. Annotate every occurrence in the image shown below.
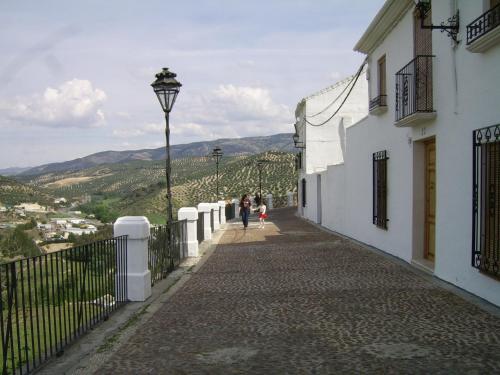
[96,208,500,374]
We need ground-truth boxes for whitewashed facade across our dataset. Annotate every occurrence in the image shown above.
[295,0,500,306]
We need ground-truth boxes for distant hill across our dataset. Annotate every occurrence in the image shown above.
[20,133,294,176]
[0,175,54,206]
[20,151,297,224]
[0,167,32,176]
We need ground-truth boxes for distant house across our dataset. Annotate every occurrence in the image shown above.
[0,206,7,212]
[54,197,67,204]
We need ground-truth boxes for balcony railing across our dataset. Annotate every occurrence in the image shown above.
[369,95,387,113]
[467,4,500,45]
[395,55,434,123]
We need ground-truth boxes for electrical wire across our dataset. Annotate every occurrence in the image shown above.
[308,74,357,118]
[303,58,367,127]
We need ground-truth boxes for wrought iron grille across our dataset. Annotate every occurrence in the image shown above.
[0,237,127,375]
[467,4,500,45]
[472,124,500,279]
[197,212,204,244]
[373,150,389,229]
[148,220,187,286]
[369,95,387,112]
[301,178,306,208]
[210,209,215,233]
[395,55,434,122]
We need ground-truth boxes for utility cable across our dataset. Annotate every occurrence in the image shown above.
[304,58,367,127]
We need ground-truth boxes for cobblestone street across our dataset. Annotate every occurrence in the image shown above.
[96,208,500,374]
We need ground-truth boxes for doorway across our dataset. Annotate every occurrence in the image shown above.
[317,174,322,224]
[424,139,436,262]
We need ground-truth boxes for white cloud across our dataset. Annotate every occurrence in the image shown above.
[4,79,106,128]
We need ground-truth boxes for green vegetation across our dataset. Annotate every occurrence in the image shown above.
[17,151,297,224]
[0,226,41,261]
[0,175,54,206]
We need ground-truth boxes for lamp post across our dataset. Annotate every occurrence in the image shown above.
[211,146,223,199]
[151,67,181,268]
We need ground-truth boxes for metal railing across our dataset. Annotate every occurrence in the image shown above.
[0,237,127,375]
[467,4,500,45]
[197,212,204,244]
[369,95,387,112]
[225,203,235,220]
[395,55,434,122]
[210,209,215,233]
[148,220,187,286]
[472,124,500,279]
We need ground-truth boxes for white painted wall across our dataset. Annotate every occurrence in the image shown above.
[296,0,500,307]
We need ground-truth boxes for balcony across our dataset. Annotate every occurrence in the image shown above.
[395,55,436,128]
[369,95,387,115]
[467,4,500,53]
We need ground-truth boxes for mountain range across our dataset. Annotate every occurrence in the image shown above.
[1,133,294,176]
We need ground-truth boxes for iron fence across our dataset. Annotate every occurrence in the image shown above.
[395,55,434,122]
[472,124,500,279]
[148,220,187,286]
[0,237,127,375]
[467,4,500,45]
[197,212,204,244]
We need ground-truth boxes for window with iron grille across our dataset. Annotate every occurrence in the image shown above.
[472,124,500,279]
[373,150,389,229]
[301,178,306,207]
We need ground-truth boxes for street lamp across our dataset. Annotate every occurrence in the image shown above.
[211,146,223,199]
[151,67,181,267]
[293,133,305,149]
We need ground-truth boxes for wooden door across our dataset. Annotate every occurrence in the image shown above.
[425,139,436,261]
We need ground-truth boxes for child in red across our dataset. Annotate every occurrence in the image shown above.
[258,200,268,228]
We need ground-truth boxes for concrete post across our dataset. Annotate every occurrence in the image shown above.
[232,198,239,219]
[287,192,294,207]
[178,207,198,257]
[210,203,220,231]
[197,203,212,240]
[266,193,273,210]
[218,201,226,225]
[114,216,151,302]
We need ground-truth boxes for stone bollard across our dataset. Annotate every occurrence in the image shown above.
[197,203,212,240]
[178,207,198,257]
[266,193,273,210]
[114,216,151,302]
[287,192,294,207]
[218,201,226,225]
[232,198,239,219]
[210,203,220,231]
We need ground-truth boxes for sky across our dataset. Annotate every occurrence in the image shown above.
[0,0,385,169]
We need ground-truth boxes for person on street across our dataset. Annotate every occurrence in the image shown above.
[259,199,268,229]
[239,194,251,229]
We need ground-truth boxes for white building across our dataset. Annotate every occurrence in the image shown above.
[295,0,500,307]
[295,69,369,223]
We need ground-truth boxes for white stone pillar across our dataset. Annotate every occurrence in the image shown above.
[114,216,151,302]
[218,201,226,225]
[178,207,198,257]
[287,192,293,207]
[232,198,239,219]
[266,193,273,210]
[197,203,212,240]
[210,203,220,231]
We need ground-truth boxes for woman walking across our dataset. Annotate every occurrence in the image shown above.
[239,194,251,229]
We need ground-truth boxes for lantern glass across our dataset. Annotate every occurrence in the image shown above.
[151,68,182,113]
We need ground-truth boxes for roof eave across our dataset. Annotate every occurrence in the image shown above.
[354,0,414,55]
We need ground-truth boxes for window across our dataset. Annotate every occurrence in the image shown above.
[373,150,389,229]
[378,55,386,97]
[472,124,500,279]
[301,178,306,207]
